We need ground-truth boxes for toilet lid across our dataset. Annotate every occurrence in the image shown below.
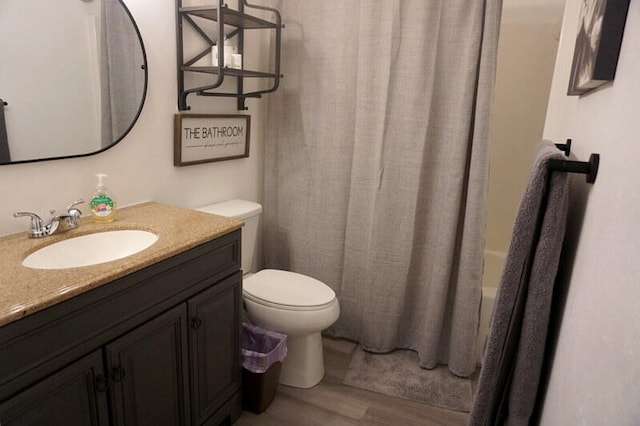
[243,269,336,308]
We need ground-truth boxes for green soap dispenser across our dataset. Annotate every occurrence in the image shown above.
[89,173,117,223]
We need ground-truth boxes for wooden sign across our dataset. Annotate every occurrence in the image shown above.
[174,114,250,166]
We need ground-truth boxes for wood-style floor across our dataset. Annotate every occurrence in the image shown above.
[235,337,475,425]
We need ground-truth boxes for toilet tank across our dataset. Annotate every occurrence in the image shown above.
[196,199,262,274]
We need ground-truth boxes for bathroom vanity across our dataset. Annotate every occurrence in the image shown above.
[0,202,244,425]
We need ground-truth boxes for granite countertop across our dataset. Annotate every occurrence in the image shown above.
[0,202,242,327]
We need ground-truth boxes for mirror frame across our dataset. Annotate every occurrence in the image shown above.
[2,0,148,166]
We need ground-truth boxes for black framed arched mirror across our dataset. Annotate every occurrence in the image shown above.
[0,0,148,165]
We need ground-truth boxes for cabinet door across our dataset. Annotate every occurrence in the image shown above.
[188,272,242,424]
[105,304,191,426]
[0,350,109,426]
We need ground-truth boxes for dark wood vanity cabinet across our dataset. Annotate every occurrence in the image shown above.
[106,303,191,425]
[0,230,242,426]
[0,350,110,425]
[188,277,242,425]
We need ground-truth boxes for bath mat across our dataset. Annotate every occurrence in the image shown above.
[343,346,472,412]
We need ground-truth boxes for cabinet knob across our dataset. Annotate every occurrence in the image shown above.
[111,365,126,382]
[191,317,202,330]
[95,374,108,392]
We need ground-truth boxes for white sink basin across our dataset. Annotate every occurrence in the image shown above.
[23,230,159,269]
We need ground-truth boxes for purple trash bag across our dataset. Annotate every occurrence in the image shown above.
[241,322,287,373]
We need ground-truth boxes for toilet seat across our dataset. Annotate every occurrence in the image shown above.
[244,269,336,311]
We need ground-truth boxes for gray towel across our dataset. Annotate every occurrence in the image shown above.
[469,140,569,425]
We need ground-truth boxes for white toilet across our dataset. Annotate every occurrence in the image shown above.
[197,199,340,389]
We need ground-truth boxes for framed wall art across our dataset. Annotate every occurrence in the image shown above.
[567,0,630,95]
[174,114,250,166]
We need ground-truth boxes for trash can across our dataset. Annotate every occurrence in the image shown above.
[241,322,287,414]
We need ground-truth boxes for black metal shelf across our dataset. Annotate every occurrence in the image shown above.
[176,0,283,111]
[181,66,276,79]
[178,6,278,29]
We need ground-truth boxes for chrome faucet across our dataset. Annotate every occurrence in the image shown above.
[14,199,84,238]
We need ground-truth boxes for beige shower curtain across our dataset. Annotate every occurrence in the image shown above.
[264,0,501,377]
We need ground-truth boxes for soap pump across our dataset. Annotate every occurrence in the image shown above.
[89,173,117,223]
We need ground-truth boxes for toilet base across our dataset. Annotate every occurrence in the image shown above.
[279,332,325,389]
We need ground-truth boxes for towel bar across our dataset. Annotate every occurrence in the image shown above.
[549,138,599,184]
[554,139,572,156]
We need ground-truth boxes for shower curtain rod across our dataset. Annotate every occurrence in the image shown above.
[551,139,599,184]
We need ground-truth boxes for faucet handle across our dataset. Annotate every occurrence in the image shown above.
[66,199,84,211]
[13,212,45,237]
[65,199,84,230]
[13,211,43,225]
[66,199,84,219]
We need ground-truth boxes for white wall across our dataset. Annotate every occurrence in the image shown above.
[0,0,269,238]
[540,0,640,423]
